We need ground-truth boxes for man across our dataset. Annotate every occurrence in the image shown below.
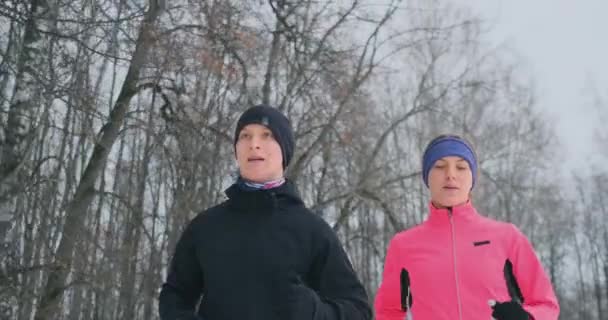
[159,104,372,320]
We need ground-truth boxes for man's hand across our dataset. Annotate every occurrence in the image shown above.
[273,272,319,320]
[177,315,204,320]
[488,300,530,320]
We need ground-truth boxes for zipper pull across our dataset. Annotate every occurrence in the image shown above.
[269,191,278,212]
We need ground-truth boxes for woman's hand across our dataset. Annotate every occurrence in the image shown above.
[488,300,530,320]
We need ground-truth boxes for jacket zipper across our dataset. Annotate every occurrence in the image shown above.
[448,207,464,320]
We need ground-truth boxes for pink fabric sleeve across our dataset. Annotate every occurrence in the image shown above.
[509,225,560,320]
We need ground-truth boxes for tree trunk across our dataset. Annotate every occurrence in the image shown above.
[33,2,164,319]
[0,0,49,242]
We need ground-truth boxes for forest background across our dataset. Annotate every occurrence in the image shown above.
[1,1,607,319]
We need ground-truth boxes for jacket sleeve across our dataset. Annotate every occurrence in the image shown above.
[306,220,373,320]
[508,225,560,320]
[373,236,406,320]
[159,219,204,320]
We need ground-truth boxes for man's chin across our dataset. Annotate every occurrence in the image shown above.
[241,172,270,183]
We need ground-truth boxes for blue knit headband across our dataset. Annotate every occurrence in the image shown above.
[422,136,477,189]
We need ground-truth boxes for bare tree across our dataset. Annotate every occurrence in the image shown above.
[33,1,165,319]
[0,0,51,242]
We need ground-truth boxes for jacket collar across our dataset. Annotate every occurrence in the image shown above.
[426,200,480,226]
[224,179,304,212]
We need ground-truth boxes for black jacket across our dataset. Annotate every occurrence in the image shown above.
[159,180,372,320]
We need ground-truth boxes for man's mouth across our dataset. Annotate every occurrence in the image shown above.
[248,157,265,162]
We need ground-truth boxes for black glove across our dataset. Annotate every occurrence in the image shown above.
[490,300,530,320]
[273,272,319,320]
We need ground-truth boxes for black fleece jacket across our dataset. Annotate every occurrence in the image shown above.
[159,181,372,320]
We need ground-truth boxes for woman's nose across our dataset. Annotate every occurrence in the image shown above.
[445,166,456,179]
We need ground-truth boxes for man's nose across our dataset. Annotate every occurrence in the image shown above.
[249,136,261,149]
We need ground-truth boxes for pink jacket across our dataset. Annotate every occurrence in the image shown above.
[374,202,559,320]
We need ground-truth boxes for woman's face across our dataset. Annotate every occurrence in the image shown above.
[428,156,473,208]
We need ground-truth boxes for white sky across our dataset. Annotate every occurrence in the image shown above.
[451,0,608,171]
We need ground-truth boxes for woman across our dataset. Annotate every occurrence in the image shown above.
[374,134,559,320]
[159,104,372,320]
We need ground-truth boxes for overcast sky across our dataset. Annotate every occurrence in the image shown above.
[450,0,608,172]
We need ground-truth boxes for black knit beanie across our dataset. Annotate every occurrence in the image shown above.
[234,104,295,169]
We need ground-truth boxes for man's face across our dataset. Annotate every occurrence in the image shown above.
[235,124,284,182]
